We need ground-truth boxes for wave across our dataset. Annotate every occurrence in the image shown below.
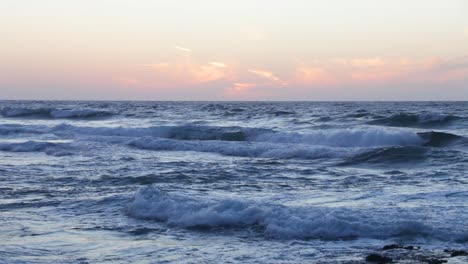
[0,141,72,156]
[0,107,113,119]
[369,113,463,127]
[417,131,466,147]
[0,124,44,135]
[341,146,428,165]
[127,186,467,241]
[339,132,466,164]
[254,128,423,147]
[2,123,464,161]
[55,124,424,147]
[269,110,296,116]
[51,124,271,142]
[128,137,352,159]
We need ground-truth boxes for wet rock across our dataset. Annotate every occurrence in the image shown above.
[365,253,392,263]
[425,258,447,264]
[382,244,401,250]
[382,244,419,250]
[450,250,468,257]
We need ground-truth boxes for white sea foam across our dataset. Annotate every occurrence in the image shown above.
[0,123,437,159]
[252,128,423,147]
[54,124,424,147]
[128,137,354,159]
[128,186,467,241]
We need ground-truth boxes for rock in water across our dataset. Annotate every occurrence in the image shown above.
[365,253,392,263]
[450,250,468,257]
[382,244,401,250]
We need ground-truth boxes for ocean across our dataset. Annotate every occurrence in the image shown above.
[0,101,467,263]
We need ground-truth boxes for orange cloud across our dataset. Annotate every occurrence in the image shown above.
[210,62,227,68]
[224,82,260,99]
[190,64,227,82]
[292,57,468,87]
[227,82,256,92]
[115,55,468,98]
[248,69,281,82]
[174,46,191,52]
[123,59,232,90]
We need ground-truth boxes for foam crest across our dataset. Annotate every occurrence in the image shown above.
[53,124,267,141]
[128,137,352,159]
[128,186,467,241]
[253,128,423,147]
[56,124,425,148]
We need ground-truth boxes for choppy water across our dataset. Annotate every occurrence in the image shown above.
[0,101,467,263]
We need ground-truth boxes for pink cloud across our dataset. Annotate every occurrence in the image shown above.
[114,55,468,99]
[248,69,281,82]
[224,82,264,99]
[294,57,468,86]
[131,59,232,89]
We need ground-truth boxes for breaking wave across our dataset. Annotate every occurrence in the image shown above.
[0,107,113,119]
[127,186,468,241]
[52,124,269,142]
[128,137,352,159]
[53,125,426,147]
[1,123,465,160]
[254,128,423,147]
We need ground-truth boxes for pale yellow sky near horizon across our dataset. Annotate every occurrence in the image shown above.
[1,0,467,100]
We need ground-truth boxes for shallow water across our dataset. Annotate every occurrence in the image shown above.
[0,101,467,263]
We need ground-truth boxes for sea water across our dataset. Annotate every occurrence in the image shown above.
[0,101,467,263]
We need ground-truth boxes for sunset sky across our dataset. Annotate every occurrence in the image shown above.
[1,0,467,100]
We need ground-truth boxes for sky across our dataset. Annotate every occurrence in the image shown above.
[1,0,467,100]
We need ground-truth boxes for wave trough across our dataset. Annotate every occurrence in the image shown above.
[369,113,463,127]
[1,107,113,119]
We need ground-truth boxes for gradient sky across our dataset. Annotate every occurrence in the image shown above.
[1,0,467,100]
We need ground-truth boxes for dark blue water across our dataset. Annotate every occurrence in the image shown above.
[0,101,467,263]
